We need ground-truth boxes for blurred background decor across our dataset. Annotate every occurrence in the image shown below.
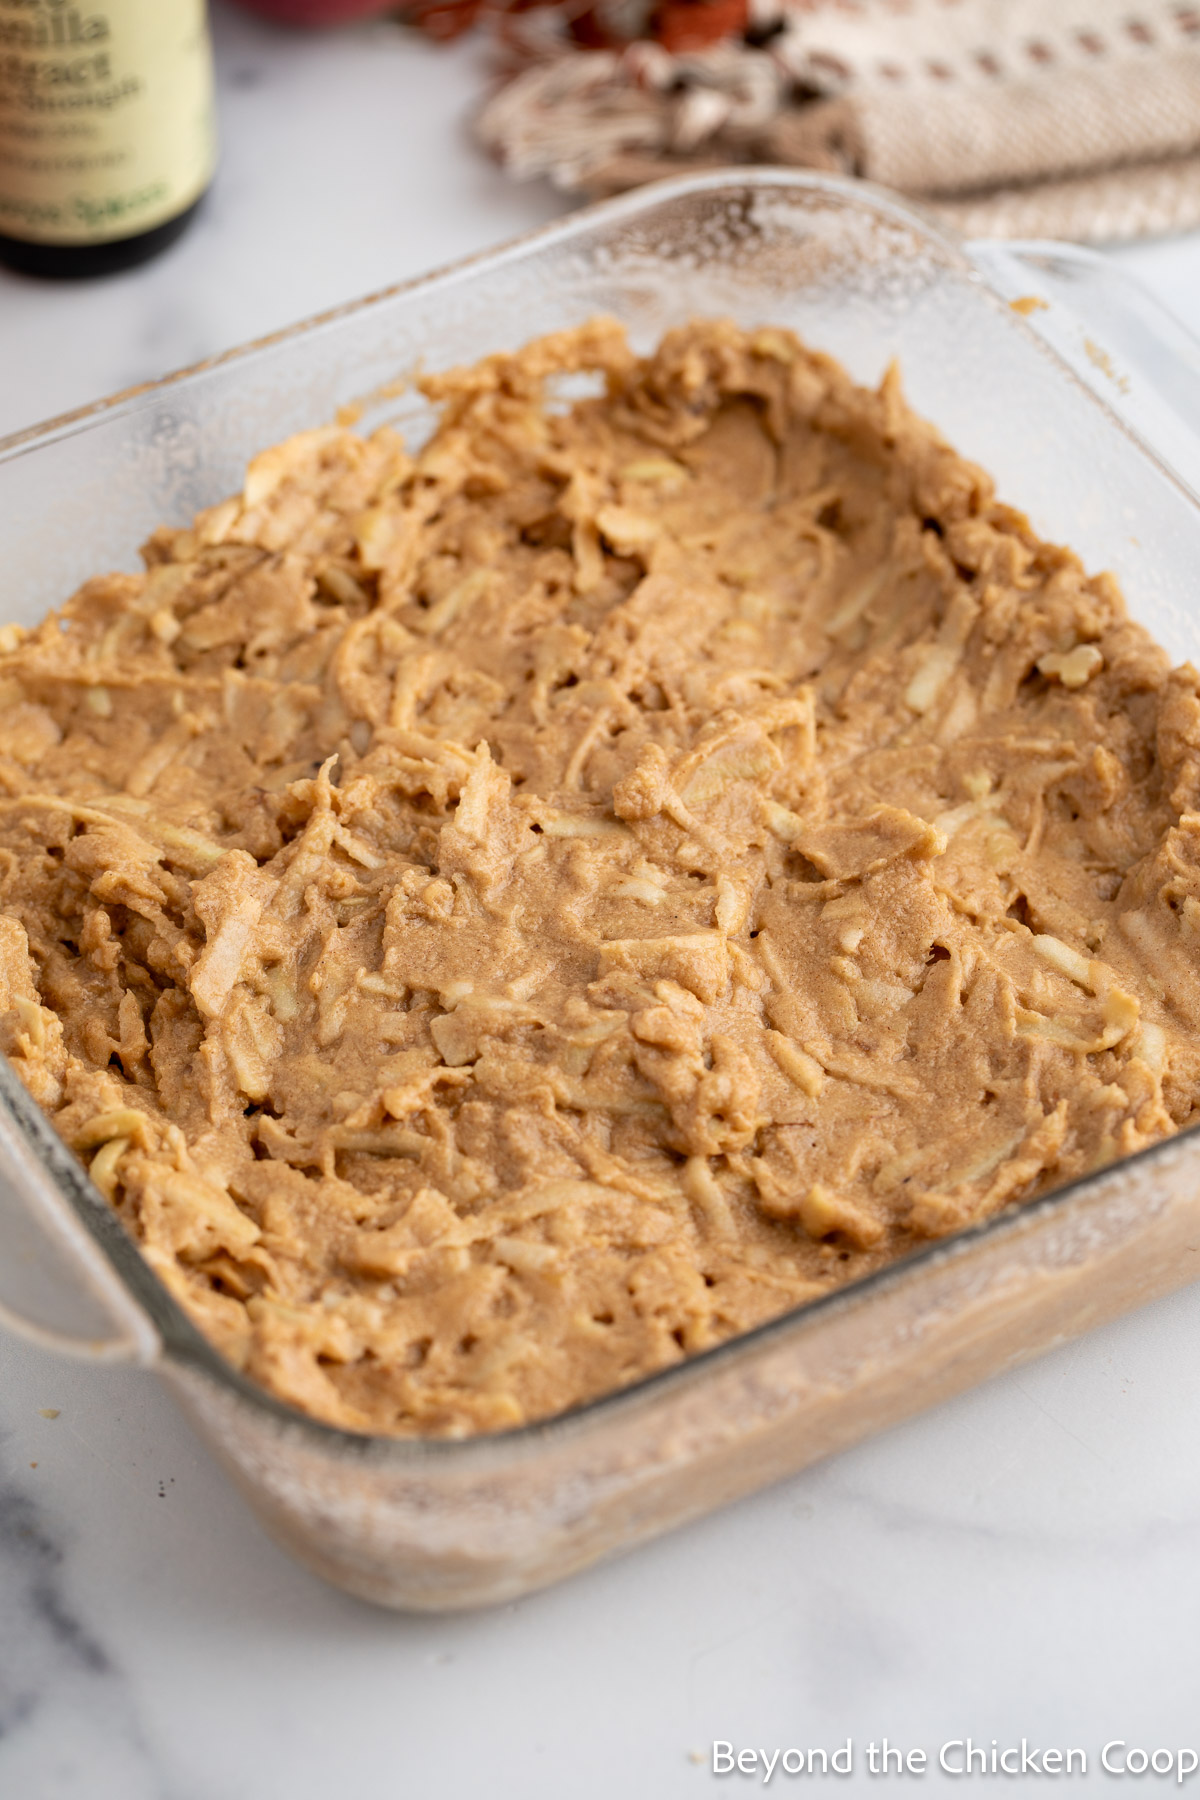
[391,0,1200,242]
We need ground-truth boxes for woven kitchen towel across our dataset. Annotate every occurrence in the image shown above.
[474,0,1200,240]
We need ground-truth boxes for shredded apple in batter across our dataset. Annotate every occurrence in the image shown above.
[2,319,1200,1436]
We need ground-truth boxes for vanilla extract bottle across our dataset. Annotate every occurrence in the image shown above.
[0,0,216,278]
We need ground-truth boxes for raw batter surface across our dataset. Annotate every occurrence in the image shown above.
[2,319,1199,1436]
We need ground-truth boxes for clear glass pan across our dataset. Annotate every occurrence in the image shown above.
[3,170,1200,1611]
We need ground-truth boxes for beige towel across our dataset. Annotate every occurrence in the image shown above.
[475,0,1200,240]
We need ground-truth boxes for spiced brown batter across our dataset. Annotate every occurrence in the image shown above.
[2,319,1199,1436]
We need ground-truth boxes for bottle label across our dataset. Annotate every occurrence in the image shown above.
[0,0,215,246]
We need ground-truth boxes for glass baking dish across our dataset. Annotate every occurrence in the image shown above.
[3,170,1200,1612]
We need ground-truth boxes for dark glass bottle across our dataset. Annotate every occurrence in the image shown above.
[0,1,216,280]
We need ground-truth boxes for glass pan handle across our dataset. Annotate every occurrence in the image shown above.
[967,239,1200,503]
[0,1071,159,1364]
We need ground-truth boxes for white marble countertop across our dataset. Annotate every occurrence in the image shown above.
[5,7,1200,1796]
